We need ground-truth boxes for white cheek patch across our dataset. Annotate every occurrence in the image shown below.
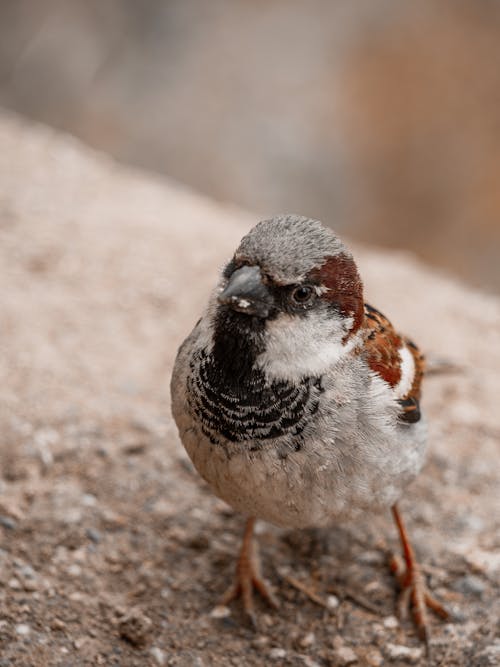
[394,345,415,398]
[257,312,358,381]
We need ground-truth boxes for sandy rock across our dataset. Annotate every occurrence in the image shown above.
[0,112,498,667]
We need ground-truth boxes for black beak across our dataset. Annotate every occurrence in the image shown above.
[218,265,272,318]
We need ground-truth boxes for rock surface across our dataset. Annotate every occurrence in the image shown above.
[0,112,499,666]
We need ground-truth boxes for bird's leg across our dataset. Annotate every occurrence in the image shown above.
[220,517,278,626]
[390,504,449,647]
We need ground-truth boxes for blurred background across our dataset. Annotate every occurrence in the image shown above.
[1,0,499,292]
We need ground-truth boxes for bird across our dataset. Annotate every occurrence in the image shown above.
[171,214,448,644]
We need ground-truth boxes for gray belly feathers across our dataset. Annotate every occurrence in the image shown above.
[172,328,427,527]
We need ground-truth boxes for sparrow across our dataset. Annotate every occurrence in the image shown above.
[171,214,448,643]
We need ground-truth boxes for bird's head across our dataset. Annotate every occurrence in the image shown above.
[211,215,364,382]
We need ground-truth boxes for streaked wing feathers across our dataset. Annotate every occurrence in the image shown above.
[362,303,425,423]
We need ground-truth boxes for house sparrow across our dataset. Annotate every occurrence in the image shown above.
[171,215,448,643]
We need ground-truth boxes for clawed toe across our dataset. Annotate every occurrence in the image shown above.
[220,570,278,627]
[390,553,449,642]
[390,506,450,650]
[220,518,278,627]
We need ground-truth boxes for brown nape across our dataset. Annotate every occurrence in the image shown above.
[309,254,364,338]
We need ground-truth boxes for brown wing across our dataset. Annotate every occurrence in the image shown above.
[362,303,425,423]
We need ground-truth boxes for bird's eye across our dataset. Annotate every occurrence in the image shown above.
[290,285,314,305]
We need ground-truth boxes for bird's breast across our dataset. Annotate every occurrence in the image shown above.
[186,348,323,446]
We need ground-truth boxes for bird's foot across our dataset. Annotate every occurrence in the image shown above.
[219,518,278,627]
[390,554,449,639]
[390,505,449,655]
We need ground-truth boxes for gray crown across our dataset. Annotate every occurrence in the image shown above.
[235,214,348,283]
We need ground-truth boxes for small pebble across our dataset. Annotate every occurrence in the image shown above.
[51,618,66,631]
[0,516,16,530]
[118,608,153,647]
[261,614,274,628]
[365,649,383,667]
[301,657,321,667]
[371,622,384,638]
[252,636,270,649]
[67,564,82,577]
[20,577,39,592]
[385,643,423,663]
[210,605,231,619]
[357,550,384,565]
[150,647,166,665]
[452,574,486,596]
[62,508,83,525]
[15,624,30,636]
[18,565,39,591]
[187,534,210,551]
[19,565,36,579]
[269,648,287,660]
[326,594,340,610]
[299,632,315,648]
[86,528,101,544]
[364,580,382,593]
[334,646,358,665]
[465,549,500,576]
[383,615,399,629]
[122,440,147,455]
[81,493,97,507]
[69,591,84,602]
